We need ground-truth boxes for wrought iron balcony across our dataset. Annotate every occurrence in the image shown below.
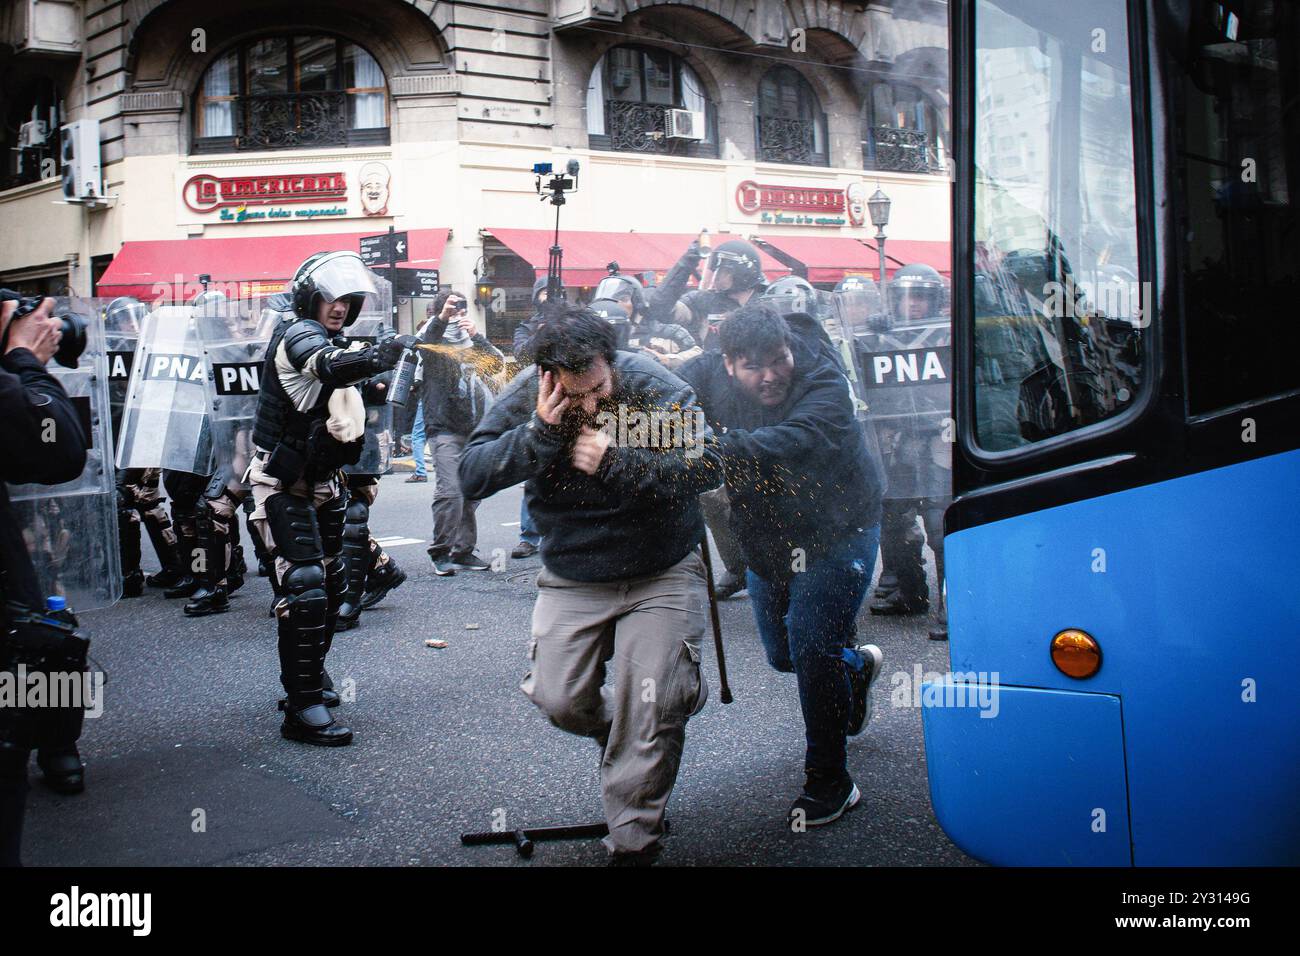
[606,100,668,152]
[757,115,821,166]
[865,125,945,174]
[239,91,349,151]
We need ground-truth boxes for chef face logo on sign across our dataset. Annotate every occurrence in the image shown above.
[359,162,391,217]
[846,182,867,227]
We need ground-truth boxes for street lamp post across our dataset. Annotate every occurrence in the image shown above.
[867,186,892,298]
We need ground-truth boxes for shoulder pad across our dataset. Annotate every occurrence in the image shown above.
[282,320,331,368]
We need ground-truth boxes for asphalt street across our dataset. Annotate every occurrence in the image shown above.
[23,468,977,867]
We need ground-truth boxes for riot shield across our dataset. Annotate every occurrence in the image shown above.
[195,299,276,490]
[8,297,122,610]
[342,316,395,476]
[115,305,215,475]
[843,289,953,501]
[103,298,145,444]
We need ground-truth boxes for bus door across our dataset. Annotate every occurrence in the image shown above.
[926,0,1300,865]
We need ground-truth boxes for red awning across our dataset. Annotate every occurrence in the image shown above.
[484,229,790,288]
[96,229,450,302]
[756,234,951,284]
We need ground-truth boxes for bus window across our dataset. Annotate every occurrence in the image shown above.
[972,0,1145,452]
[1176,2,1300,415]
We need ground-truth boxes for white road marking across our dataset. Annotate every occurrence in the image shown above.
[500,521,520,527]
[374,536,424,547]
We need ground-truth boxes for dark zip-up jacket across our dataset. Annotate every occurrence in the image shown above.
[418,333,504,437]
[1,348,89,609]
[459,351,723,582]
[679,314,884,581]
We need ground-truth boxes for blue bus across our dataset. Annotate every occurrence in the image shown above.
[924,0,1300,865]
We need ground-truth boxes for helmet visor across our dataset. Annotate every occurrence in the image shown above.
[308,254,379,304]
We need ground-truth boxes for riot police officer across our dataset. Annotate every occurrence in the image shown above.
[184,296,271,616]
[761,275,824,322]
[867,263,951,628]
[248,251,408,746]
[105,296,187,597]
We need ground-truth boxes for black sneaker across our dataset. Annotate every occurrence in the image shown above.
[451,551,491,571]
[869,587,929,616]
[788,770,860,829]
[430,554,457,576]
[511,540,539,559]
[847,643,883,737]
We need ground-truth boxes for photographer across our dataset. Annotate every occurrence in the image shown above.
[459,308,722,864]
[1,296,91,866]
[417,289,503,576]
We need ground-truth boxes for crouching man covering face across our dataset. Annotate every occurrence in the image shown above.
[680,302,886,830]
[459,307,723,863]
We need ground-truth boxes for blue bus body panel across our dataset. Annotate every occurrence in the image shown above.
[933,450,1300,865]
[922,683,1131,865]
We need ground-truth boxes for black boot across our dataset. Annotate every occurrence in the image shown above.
[36,703,86,796]
[227,539,247,594]
[184,509,229,616]
[35,747,84,795]
[361,554,406,610]
[162,522,199,598]
[277,583,351,746]
[122,570,145,599]
[336,499,370,631]
[142,510,188,590]
[118,508,144,598]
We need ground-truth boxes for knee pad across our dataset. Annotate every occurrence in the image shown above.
[264,493,324,563]
[343,498,369,542]
[280,562,327,621]
[317,494,347,556]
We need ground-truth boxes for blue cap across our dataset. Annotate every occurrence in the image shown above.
[46,595,67,612]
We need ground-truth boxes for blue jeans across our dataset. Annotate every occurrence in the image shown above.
[411,404,427,478]
[519,496,540,546]
[746,524,880,776]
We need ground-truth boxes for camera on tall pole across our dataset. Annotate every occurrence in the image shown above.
[534,160,580,316]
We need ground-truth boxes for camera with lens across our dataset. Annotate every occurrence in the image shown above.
[0,289,88,369]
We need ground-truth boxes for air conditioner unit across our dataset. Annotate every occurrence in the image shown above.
[665,109,705,141]
[18,120,50,149]
[60,119,104,202]
[14,0,81,57]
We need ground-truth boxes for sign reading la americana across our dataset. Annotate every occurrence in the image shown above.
[176,160,395,224]
[735,181,846,214]
[182,172,349,212]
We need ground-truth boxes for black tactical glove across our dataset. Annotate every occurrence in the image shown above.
[374,334,418,369]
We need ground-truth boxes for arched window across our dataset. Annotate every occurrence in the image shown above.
[193,35,389,153]
[863,83,946,173]
[586,45,716,157]
[755,66,828,166]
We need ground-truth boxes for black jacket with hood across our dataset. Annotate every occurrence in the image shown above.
[679,314,884,581]
[459,351,723,582]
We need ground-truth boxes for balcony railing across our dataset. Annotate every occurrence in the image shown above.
[757,115,822,166]
[865,125,945,174]
[606,100,669,153]
[240,91,349,151]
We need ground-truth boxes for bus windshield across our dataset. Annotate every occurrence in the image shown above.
[972,0,1145,452]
